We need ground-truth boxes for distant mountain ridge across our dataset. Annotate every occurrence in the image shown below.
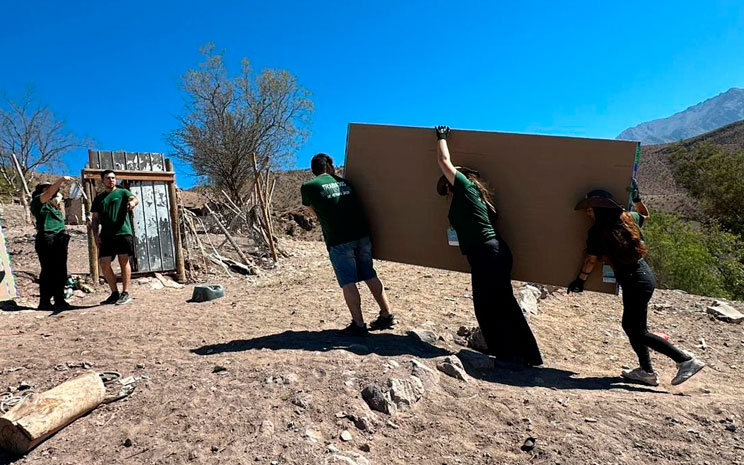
[618,87,744,144]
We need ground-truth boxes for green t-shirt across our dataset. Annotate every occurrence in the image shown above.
[301,174,369,247]
[30,195,66,233]
[91,188,134,238]
[448,171,497,255]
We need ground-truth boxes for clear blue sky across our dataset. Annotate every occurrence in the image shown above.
[2,1,743,187]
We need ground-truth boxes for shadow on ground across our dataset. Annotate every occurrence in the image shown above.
[191,329,451,359]
[457,348,667,394]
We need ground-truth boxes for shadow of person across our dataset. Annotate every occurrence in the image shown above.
[192,329,452,359]
[49,304,100,316]
[456,348,666,394]
[0,301,36,312]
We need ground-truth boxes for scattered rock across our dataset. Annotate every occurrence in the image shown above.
[520,436,536,452]
[188,450,199,461]
[149,279,165,290]
[136,363,145,369]
[123,438,133,448]
[72,289,86,298]
[410,359,440,390]
[467,328,489,353]
[388,377,424,409]
[408,329,439,345]
[361,385,395,415]
[518,285,541,316]
[326,444,339,453]
[291,392,312,409]
[584,417,598,423]
[340,430,353,442]
[325,455,360,465]
[154,272,185,289]
[386,360,400,369]
[457,350,494,371]
[359,443,371,452]
[726,424,737,432]
[304,428,323,443]
[436,355,469,382]
[212,365,227,374]
[706,301,744,323]
[259,420,275,436]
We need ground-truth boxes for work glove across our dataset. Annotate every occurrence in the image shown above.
[567,277,585,294]
[630,178,642,203]
[435,126,450,140]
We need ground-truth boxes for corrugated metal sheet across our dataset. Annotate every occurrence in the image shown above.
[89,150,176,273]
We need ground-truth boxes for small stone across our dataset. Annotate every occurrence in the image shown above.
[726,424,737,432]
[123,438,133,447]
[359,443,371,452]
[410,359,440,390]
[584,417,598,423]
[135,363,145,369]
[388,377,424,409]
[387,360,400,369]
[706,302,744,323]
[520,436,536,452]
[212,365,227,373]
[326,443,339,453]
[340,430,353,442]
[259,420,275,436]
[436,356,469,382]
[188,450,199,461]
[361,385,395,414]
[211,445,219,452]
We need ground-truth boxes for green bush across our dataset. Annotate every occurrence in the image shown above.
[644,210,744,299]
[669,143,744,235]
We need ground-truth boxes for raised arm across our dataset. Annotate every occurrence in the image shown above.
[39,176,73,204]
[435,126,456,185]
[630,178,650,220]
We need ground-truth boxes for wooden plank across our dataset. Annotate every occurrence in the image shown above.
[150,153,165,172]
[82,170,175,182]
[112,151,127,171]
[344,123,638,294]
[99,151,113,170]
[165,159,186,282]
[82,177,99,283]
[130,153,151,272]
[154,182,176,270]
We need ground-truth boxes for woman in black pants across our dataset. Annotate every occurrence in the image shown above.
[435,126,542,367]
[568,190,704,386]
[30,176,73,310]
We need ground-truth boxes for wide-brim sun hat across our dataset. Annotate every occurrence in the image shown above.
[574,189,623,210]
[32,180,53,197]
[436,167,480,196]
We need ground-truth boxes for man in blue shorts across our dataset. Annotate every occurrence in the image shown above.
[301,153,395,336]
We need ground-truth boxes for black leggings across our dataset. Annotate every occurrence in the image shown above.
[466,238,543,366]
[618,259,690,372]
[35,231,70,305]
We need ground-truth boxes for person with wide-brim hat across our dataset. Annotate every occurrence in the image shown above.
[434,125,542,368]
[568,188,704,386]
[30,176,74,310]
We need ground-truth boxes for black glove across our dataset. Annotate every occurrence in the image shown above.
[567,277,585,294]
[630,178,642,203]
[435,126,450,140]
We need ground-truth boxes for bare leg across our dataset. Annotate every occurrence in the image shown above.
[364,277,391,316]
[342,283,364,325]
[99,257,118,292]
[118,254,131,293]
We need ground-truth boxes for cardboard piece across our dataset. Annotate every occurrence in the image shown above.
[344,123,639,294]
[0,219,18,301]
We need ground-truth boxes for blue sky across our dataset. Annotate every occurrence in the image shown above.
[1,1,743,187]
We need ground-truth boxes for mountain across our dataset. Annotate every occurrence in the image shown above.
[617,87,744,144]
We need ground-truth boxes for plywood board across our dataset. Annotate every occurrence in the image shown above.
[344,123,639,293]
[0,220,17,301]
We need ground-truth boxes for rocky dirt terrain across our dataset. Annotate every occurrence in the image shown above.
[1,203,743,465]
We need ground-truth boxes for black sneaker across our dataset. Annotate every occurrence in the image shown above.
[337,321,369,336]
[52,301,73,311]
[369,313,396,330]
[37,300,53,310]
[101,291,120,305]
[115,292,132,306]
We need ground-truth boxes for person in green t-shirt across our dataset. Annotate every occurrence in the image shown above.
[568,188,704,386]
[301,153,394,336]
[30,176,74,310]
[435,126,542,367]
[91,169,139,306]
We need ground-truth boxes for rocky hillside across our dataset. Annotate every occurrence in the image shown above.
[618,87,744,144]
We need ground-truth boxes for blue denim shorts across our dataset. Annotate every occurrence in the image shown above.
[328,236,377,287]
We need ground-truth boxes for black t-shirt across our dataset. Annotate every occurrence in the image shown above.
[586,211,645,266]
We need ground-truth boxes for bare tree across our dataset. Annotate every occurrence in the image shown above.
[168,44,313,203]
[0,88,86,177]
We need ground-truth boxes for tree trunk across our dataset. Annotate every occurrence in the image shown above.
[0,371,106,454]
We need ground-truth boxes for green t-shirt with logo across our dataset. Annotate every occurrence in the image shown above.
[448,171,497,255]
[91,188,134,238]
[30,195,66,233]
[301,174,369,247]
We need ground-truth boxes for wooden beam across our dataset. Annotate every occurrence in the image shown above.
[82,169,175,182]
[81,174,99,284]
[165,159,186,283]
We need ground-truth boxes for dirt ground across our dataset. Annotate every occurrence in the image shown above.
[1,204,744,465]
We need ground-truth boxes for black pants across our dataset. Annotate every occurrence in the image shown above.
[617,259,690,372]
[35,231,70,305]
[467,237,543,366]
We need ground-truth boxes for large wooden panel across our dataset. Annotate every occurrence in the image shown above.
[344,124,639,293]
[0,221,17,301]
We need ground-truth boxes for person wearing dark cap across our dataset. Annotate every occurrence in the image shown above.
[301,153,395,336]
[434,126,542,367]
[569,189,704,386]
[30,176,74,310]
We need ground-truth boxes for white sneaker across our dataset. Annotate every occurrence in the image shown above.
[671,358,705,386]
[621,367,659,386]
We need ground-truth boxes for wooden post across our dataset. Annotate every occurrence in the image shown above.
[9,153,32,224]
[204,204,257,274]
[165,159,186,283]
[0,371,106,454]
[82,174,99,284]
[251,153,278,261]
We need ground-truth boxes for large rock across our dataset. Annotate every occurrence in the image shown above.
[707,301,744,324]
[387,377,424,409]
[408,329,439,345]
[361,385,395,415]
[410,359,440,390]
[518,285,541,316]
[458,349,494,371]
[436,355,469,382]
